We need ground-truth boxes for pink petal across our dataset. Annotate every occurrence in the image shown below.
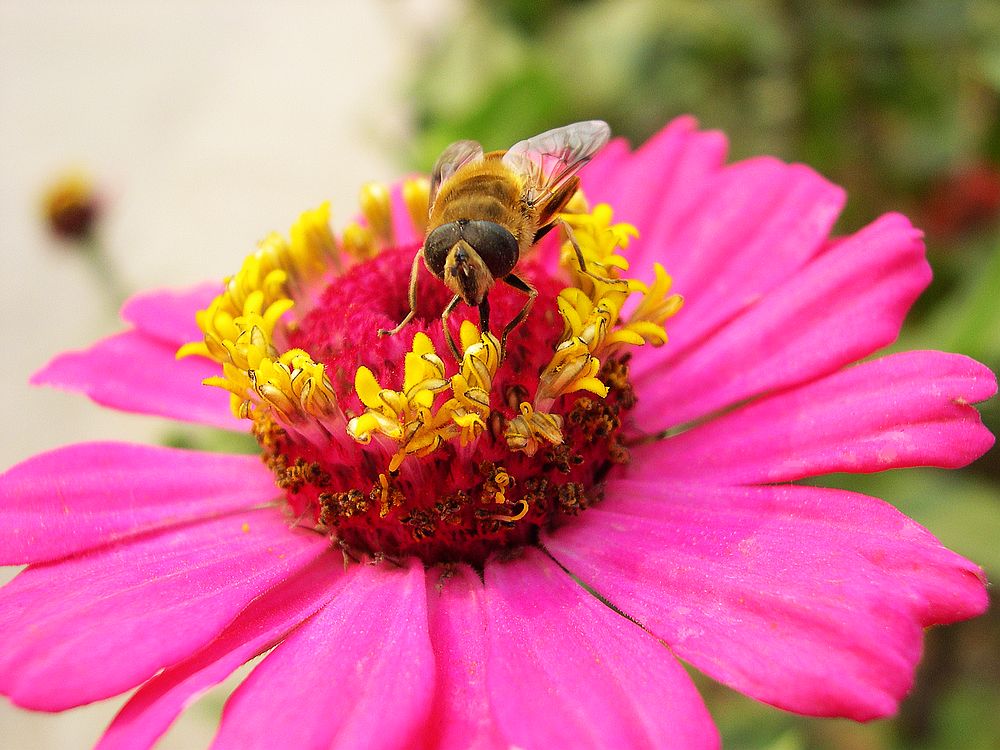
[483,548,719,750]
[424,564,507,750]
[596,116,729,272]
[31,329,241,431]
[579,136,632,193]
[211,560,434,750]
[119,283,220,348]
[645,158,845,361]
[0,441,278,565]
[0,508,326,711]
[633,213,930,430]
[96,552,344,750]
[390,180,424,249]
[544,480,988,719]
[633,351,996,483]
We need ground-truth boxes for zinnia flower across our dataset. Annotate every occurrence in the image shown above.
[2,117,995,750]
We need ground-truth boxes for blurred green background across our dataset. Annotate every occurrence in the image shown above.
[401,0,1000,748]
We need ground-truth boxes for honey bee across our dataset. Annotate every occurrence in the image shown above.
[379,120,612,359]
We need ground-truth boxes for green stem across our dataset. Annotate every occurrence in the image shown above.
[78,232,130,310]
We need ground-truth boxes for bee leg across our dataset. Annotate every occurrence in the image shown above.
[556,218,589,274]
[478,296,491,333]
[557,218,629,289]
[441,294,463,361]
[378,249,422,337]
[499,273,538,357]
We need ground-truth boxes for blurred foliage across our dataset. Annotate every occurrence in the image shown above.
[402,1,1000,748]
[161,427,259,456]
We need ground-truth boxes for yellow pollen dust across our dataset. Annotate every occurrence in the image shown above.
[182,179,681,481]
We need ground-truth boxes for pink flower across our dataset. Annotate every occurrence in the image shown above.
[1,117,995,750]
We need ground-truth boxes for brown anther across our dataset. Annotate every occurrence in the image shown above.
[401,509,438,540]
[373,474,405,518]
[567,397,621,444]
[435,492,468,525]
[543,444,584,474]
[600,355,636,409]
[274,457,331,493]
[319,489,371,524]
[252,413,288,454]
[608,439,631,466]
[505,384,530,411]
[556,482,588,514]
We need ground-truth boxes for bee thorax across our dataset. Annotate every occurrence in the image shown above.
[444,240,493,305]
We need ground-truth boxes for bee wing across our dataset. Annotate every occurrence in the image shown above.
[429,139,485,208]
[501,120,611,205]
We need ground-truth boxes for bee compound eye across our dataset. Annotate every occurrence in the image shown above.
[461,221,519,279]
[423,223,461,277]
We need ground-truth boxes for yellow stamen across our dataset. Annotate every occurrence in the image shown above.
[185,188,679,474]
[505,402,565,456]
[182,204,341,423]
[346,332,451,451]
[488,500,529,523]
[403,177,430,236]
[506,201,679,454]
[341,222,378,260]
[347,324,502,466]
[359,182,394,247]
[492,467,512,504]
[378,473,392,517]
[289,202,340,276]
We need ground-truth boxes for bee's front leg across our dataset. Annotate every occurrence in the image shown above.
[378,249,423,337]
[477,296,491,334]
[499,273,537,357]
[441,294,463,361]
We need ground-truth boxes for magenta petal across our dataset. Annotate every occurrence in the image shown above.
[31,329,240,430]
[211,560,434,750]
[119,283,220,347]
[645,158,846,362]
[96,552,344,750]
[0,508,326,711]
[633,350,997,483]
[588,116,728,261]
[633,213,930,431]
[483,549,719,750]
[390,181,424,249]
[543,481,988,719]
[425,565,507,750]
[579,136,632,194]
[0,441,278,564]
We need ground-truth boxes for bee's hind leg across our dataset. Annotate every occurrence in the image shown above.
[378,249,422,337]
[556,217,590,275]
[499,273,538,357]
[557,217,629,289]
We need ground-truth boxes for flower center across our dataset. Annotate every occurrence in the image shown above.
[180,183,682,567]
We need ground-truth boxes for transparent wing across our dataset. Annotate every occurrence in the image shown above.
[429,139,484,208]
[501,120,611,205]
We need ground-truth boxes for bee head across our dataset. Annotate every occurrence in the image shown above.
[424,220,520,307]
[444,239,492,305]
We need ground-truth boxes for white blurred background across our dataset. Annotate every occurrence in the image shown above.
[0,1,455,746]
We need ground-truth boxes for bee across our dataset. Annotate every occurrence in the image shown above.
[379,120,612,359]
